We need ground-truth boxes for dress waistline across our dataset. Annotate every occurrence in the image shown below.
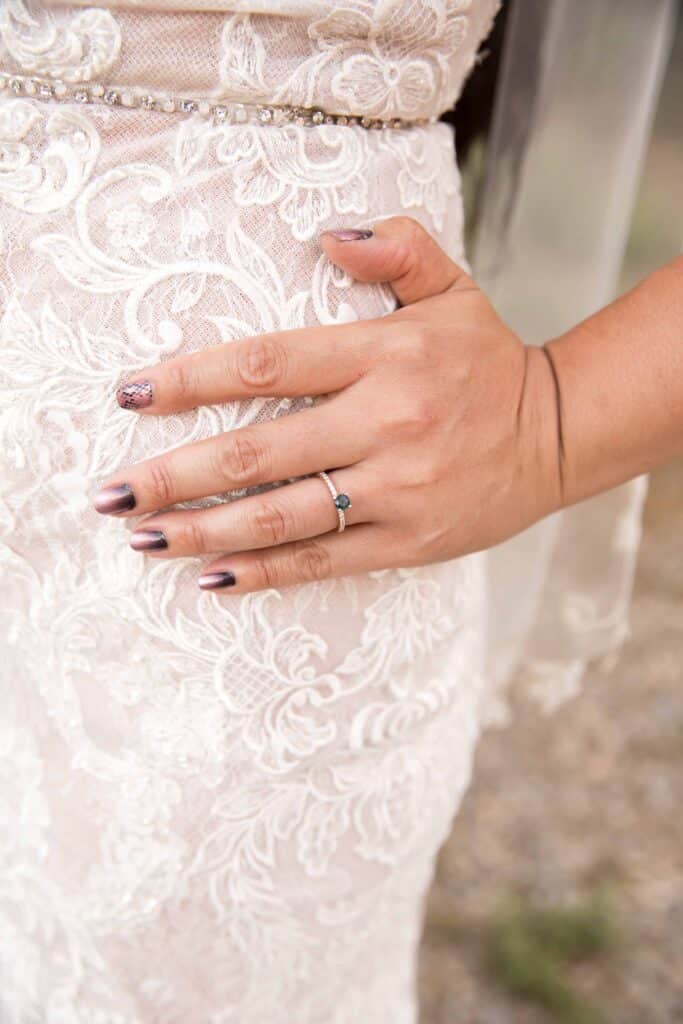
[0,70,431,130]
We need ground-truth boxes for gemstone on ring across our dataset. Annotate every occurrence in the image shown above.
[316,471,350,533]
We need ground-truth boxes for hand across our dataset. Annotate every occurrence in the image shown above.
[92,217,562,592]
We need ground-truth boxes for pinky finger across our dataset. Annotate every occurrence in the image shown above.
[197,524,398,593]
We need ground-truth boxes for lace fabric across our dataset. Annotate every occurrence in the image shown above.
[6,0,499,119]
[0,2,503,1021]
[0,1,649,1022]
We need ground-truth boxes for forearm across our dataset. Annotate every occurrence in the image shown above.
[543,255,683,508]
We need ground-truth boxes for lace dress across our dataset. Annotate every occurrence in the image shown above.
[0,2,546,1021]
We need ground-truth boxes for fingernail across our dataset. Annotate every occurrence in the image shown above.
[198,571,236,590]
[93,483,136,514]
[323,228,373,241]
[117,380,153,409]
[130,529,167,551]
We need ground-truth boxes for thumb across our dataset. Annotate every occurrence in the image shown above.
[319,215,473,307]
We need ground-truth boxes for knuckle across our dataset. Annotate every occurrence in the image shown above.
[417,517,452,561]
[393,215,428,245]
[236,336,287,392]
[391,517,436,563]
[386,239,415,284]
[386,218,429,277]
[378,393,435,440]
[380,321,433,366]
[253,556,279,590]
[404,445,443,486]
[414,456,442,487]
[407,393,437,430]
[146,458,175,507]
[402,323,433,363]
[165,359,196,406]
[390,215,427,250]
[215,430,269,487]
[181,514,208,553]
[252,500,293,546]
[292,539,332,583]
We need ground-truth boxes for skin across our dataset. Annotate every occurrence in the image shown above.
[92,217,683,593]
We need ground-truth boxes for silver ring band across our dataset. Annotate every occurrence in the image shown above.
[316,471,352,533]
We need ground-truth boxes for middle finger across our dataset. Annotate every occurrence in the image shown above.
[92,394,369,516]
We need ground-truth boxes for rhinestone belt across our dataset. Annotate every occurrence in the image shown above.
[0,71,432,130]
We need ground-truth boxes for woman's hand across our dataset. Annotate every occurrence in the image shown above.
[92,217,562,592]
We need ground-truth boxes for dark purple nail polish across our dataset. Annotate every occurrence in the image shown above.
[323,228,373,241]
[117,380,153,409]
[93,483,136,514]
[198,571,236,590]
[130,529,167,551]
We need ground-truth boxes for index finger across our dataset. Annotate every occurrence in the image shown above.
[115,321,376,414]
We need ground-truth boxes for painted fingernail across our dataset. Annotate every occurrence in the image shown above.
[93,483,136,514]
[117,380,153,409]
[198,571,236,590]
[130,529,168,551]
[323,228,373,241]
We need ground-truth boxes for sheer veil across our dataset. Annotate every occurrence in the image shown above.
[472,0,678,718]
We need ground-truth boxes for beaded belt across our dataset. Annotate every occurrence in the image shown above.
[0,71,432,130]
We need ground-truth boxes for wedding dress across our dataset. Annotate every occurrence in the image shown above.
[0,1,667,1021]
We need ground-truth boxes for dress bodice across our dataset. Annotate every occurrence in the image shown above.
[3,0,501,120]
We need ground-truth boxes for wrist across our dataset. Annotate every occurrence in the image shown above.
[518,343,566,519]
[538,258,683,510]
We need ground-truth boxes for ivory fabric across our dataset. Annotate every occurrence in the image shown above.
[0,2,643,1022]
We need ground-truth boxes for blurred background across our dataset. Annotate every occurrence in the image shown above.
[419,6,683,1023]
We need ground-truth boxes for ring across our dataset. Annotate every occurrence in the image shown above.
[316,471,352,533]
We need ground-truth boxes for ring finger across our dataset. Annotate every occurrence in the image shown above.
[128,466,372,557]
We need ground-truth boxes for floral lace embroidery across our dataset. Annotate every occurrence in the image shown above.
[0,97,99,212]
[0,3,497,1021]
[0,0,121,82]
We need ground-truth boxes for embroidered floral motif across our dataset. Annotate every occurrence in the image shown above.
[0,98,100,212]
[214,123,369,241]
[106,201,155,254]
[0,2,511,1022]
[0,0,121,82]
[314,0,469,118]
[214,1,499,122]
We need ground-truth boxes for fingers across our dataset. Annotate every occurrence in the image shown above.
[93,395,369,517]
[128,466,371,556]
[320,215,474,306]
[116,320,375,415]
[197,523,397,594]
[115,217,468,416]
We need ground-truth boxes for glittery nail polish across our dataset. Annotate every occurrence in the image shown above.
[93,483,136,514]
[323,228,374,241]
[130,529,167,551]
[198,571,236,590]
[117,380,153,409]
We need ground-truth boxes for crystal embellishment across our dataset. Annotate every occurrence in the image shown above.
[0,70,432,130]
